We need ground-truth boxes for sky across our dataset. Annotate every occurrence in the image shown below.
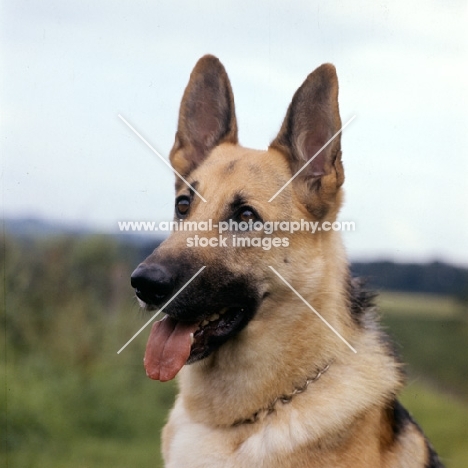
[1,0,467,264]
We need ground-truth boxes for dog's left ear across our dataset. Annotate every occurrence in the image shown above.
[270,64,344,218]
[170,55,238,180]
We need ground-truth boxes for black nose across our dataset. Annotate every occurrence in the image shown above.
[130,263,174,305]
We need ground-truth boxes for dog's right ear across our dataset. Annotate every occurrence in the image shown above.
[169,55,238,179]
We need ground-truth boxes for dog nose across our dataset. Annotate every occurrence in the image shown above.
[130,263,174,305]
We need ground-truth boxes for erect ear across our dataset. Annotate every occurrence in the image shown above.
[270,64,344,219]
[169,55,238,179]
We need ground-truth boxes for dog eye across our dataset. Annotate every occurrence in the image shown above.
[237,208,258,223]
[176,196,191,217]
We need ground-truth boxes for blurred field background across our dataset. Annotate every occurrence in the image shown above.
[1,228,468,467]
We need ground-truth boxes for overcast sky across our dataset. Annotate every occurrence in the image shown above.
[1,0,467,264]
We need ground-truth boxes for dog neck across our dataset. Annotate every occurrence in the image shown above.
[231,361,333,427]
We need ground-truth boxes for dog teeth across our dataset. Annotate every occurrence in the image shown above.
[190,333,194,345]
[200,311,227,328]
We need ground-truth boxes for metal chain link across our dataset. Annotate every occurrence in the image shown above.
[232,362,332,427]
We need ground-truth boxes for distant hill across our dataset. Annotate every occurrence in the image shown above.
[3,217,89,238]
[2,216,163,247]
[352,261,468,298]
[2,216,164,265]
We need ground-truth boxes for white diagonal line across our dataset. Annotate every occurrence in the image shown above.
[118,114,207,203]
[268,115,356,202]
[117,266,206,354]
[268,266,357,353]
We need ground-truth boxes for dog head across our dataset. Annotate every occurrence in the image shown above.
[131,55,346,381]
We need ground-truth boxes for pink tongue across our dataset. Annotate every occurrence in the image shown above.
[144,316,199,382]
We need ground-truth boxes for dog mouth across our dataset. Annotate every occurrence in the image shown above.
[189,306,247,362]
[144,306,250,382]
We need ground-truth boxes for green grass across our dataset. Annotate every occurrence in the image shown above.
[378,291,460,318]
[1,351,175,468]
[378,291,468,467]
[1,304,177,468]
[401,383,468,468]
[2,438,163,468]
[378,292,468,397]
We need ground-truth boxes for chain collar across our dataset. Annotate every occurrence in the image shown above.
[232,361,332,427]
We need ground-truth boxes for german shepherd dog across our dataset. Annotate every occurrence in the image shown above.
[131,55,443,467]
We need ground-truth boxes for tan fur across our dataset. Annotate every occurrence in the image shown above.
[141,55,441,467]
